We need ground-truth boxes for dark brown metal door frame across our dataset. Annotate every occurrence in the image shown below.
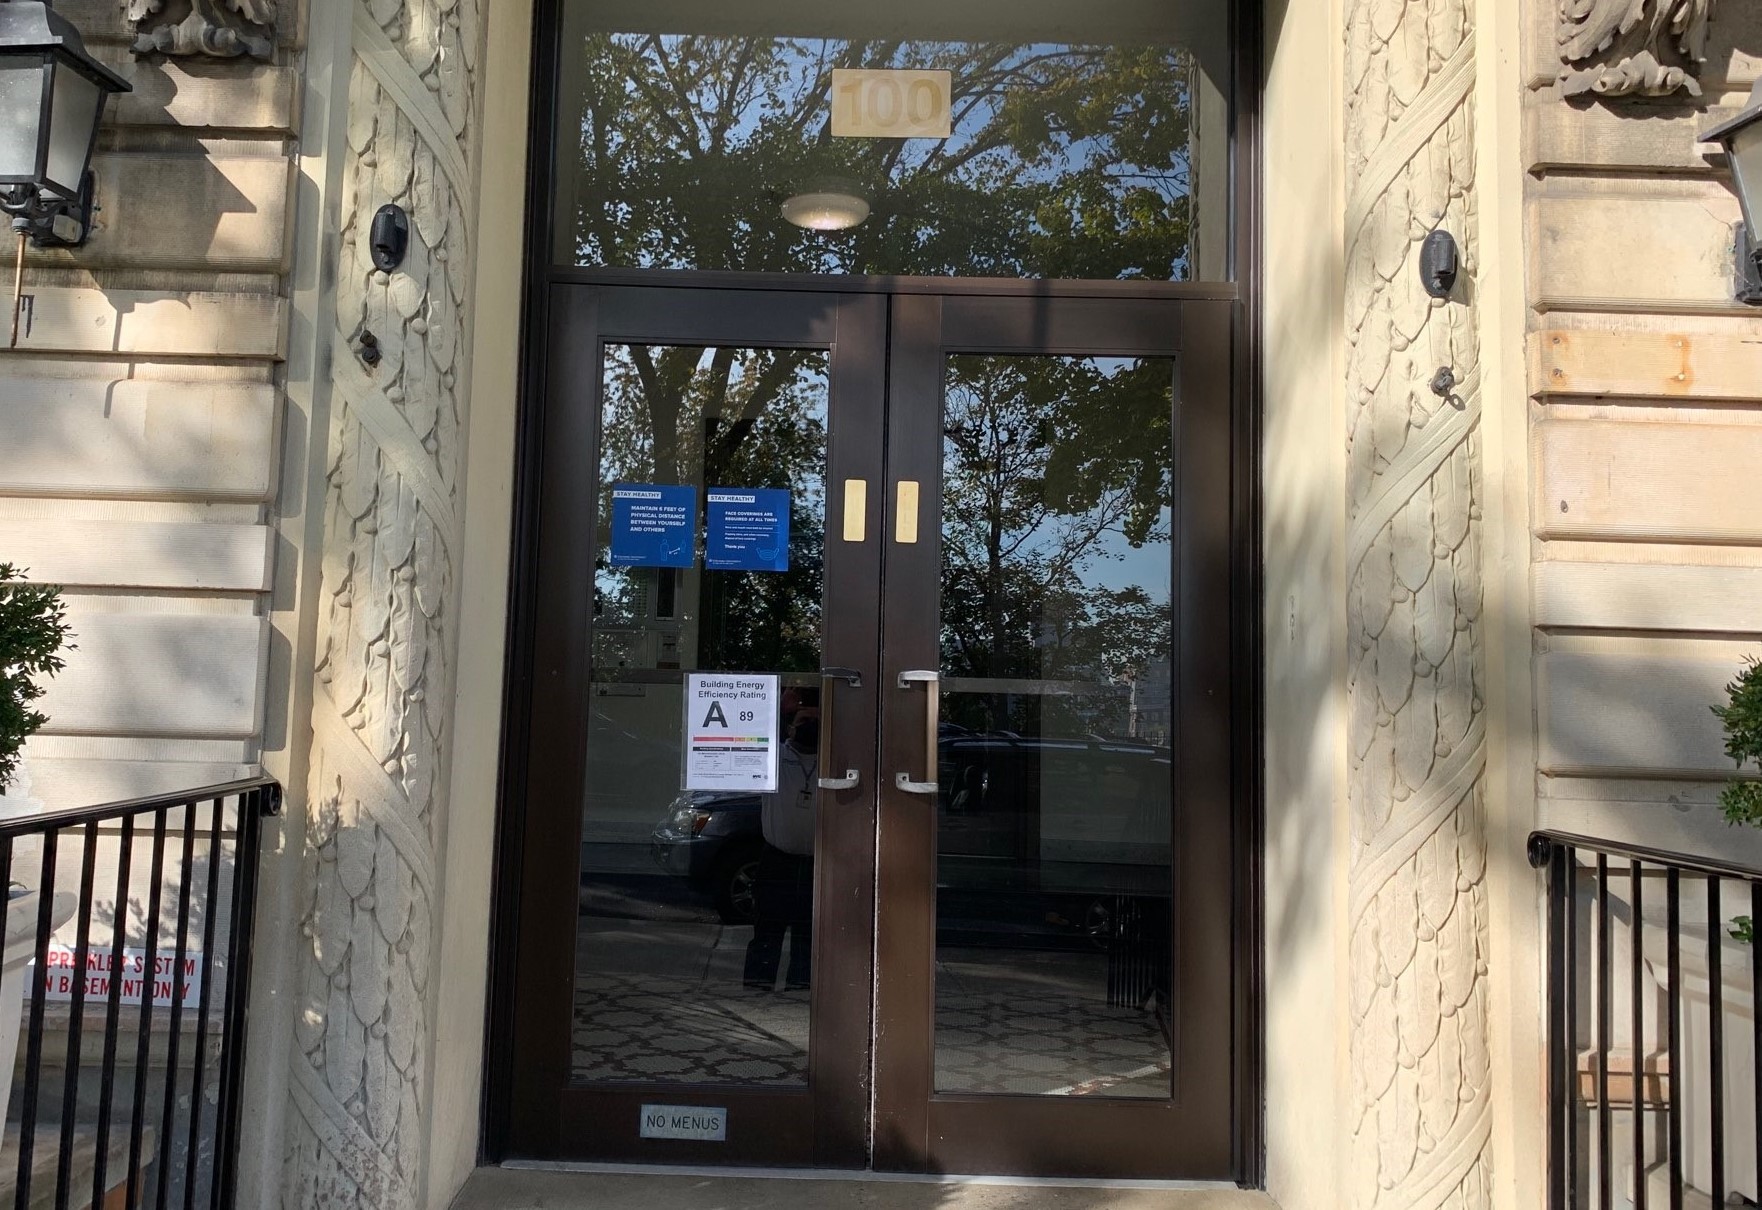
[501,284,1243,1177]
[872,293,1238,1179]
[502,283,887,1166]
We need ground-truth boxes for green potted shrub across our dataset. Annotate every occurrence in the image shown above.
[0,564,69,1125]
[0,563,70,804]
[1715,658,1762,942]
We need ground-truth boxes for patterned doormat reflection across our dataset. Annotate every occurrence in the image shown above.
[935,955,1171,1097]
[573,962,1169,1097]
[574,973,811,1084]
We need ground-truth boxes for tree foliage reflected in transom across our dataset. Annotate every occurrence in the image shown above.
[560,33,1200,280]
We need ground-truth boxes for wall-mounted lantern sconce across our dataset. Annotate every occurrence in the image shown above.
[1,1,131,348]
[1700,80,1762,307]
[0,2,131,246]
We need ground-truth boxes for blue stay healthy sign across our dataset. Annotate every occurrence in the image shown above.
[706,488,790,573]
[609,484,697,568]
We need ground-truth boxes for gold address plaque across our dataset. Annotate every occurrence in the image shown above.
[830,69,953,139]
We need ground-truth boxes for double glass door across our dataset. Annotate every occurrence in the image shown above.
[506,283,1238,1178]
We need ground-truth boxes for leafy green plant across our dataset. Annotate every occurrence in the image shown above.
[0,565,71,793]
[1714,658,1762,940]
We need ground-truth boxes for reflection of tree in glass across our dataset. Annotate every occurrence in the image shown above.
[565,35,1195,279]
[594,345,828,674]
[940,356,1173,738]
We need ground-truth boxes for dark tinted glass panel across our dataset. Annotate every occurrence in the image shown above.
[554,0,1232,280]
[935,354,1175,1098]
[575,344,829,1086]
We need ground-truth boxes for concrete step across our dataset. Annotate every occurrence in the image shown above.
[451,1166,1277,1210]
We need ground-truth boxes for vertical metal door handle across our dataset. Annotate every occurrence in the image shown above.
[818,666,861,790]
[894,670,939,794]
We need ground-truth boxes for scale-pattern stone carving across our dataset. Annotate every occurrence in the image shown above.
[1558,0,1717,98]
[1345,0,1491,1205]
[284,1,484,1206]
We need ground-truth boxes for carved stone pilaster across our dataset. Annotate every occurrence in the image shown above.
[122,0,276,61]
[1558,0,1717,98]
[1344,0,1491,1205]
[281,1,485,1207]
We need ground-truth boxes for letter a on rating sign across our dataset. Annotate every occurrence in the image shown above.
[702,700,728,728]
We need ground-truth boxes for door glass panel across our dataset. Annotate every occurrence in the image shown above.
[935,354,1175,1098]
[553,0,1233,281]
[575,343,829,1086]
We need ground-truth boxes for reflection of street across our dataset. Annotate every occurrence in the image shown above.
[935,948,1170,1098]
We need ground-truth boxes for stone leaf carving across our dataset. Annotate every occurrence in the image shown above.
[1346,0,1492,1203]
[1559,0,1717,98]
[123,0,276,61]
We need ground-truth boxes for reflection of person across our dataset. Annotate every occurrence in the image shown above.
[743,704,818,992]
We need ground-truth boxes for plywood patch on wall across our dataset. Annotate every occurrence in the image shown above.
[1531,328,1762,402]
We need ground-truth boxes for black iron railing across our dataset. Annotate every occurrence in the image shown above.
[1532,829,1762,1210]
[0,777,279,1210]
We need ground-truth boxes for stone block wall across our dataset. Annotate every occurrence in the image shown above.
[0,1,301,811]
[1524,6,1762,856]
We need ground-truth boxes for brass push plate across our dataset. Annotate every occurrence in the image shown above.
[895,480,920,544]
[842,478,867,542]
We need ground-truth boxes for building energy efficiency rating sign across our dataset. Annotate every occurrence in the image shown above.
[609,483,696,568]
[684,673,780,792]
[706,488,790,572]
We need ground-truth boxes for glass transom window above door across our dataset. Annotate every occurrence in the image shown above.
[550,0,1235,281]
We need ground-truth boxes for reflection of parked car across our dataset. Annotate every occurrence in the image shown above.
[650,733,1173,938]
[936,731,1172,948]
[650,791,763,923]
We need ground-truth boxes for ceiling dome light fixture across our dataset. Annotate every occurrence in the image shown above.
[780,178,870,232]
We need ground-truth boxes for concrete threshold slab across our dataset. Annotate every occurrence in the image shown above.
[450,1163,1278,1209]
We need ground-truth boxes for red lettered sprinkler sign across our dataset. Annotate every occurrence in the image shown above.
[684,673,780,793]
[36,945,204,1007]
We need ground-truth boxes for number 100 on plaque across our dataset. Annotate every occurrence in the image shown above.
[830,69,953,139]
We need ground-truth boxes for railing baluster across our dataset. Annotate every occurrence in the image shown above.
[53,821,100,1210]
[1549,840,1569,1210]
[1597,853,1611,1209]
[1569,851,1581,1209]
[1753,880,1761,1210]
[91,814,134,1210]
[1667,867,1682,1210]
[1708,877,1724,1206]
[0,837,12,1194]
[212,786,274,1209]
[153,798,202,1210]
[15,830,59,1208]
[1630,860,1645,1210]
[182,798,228,1210]
[126,807,169,1210]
